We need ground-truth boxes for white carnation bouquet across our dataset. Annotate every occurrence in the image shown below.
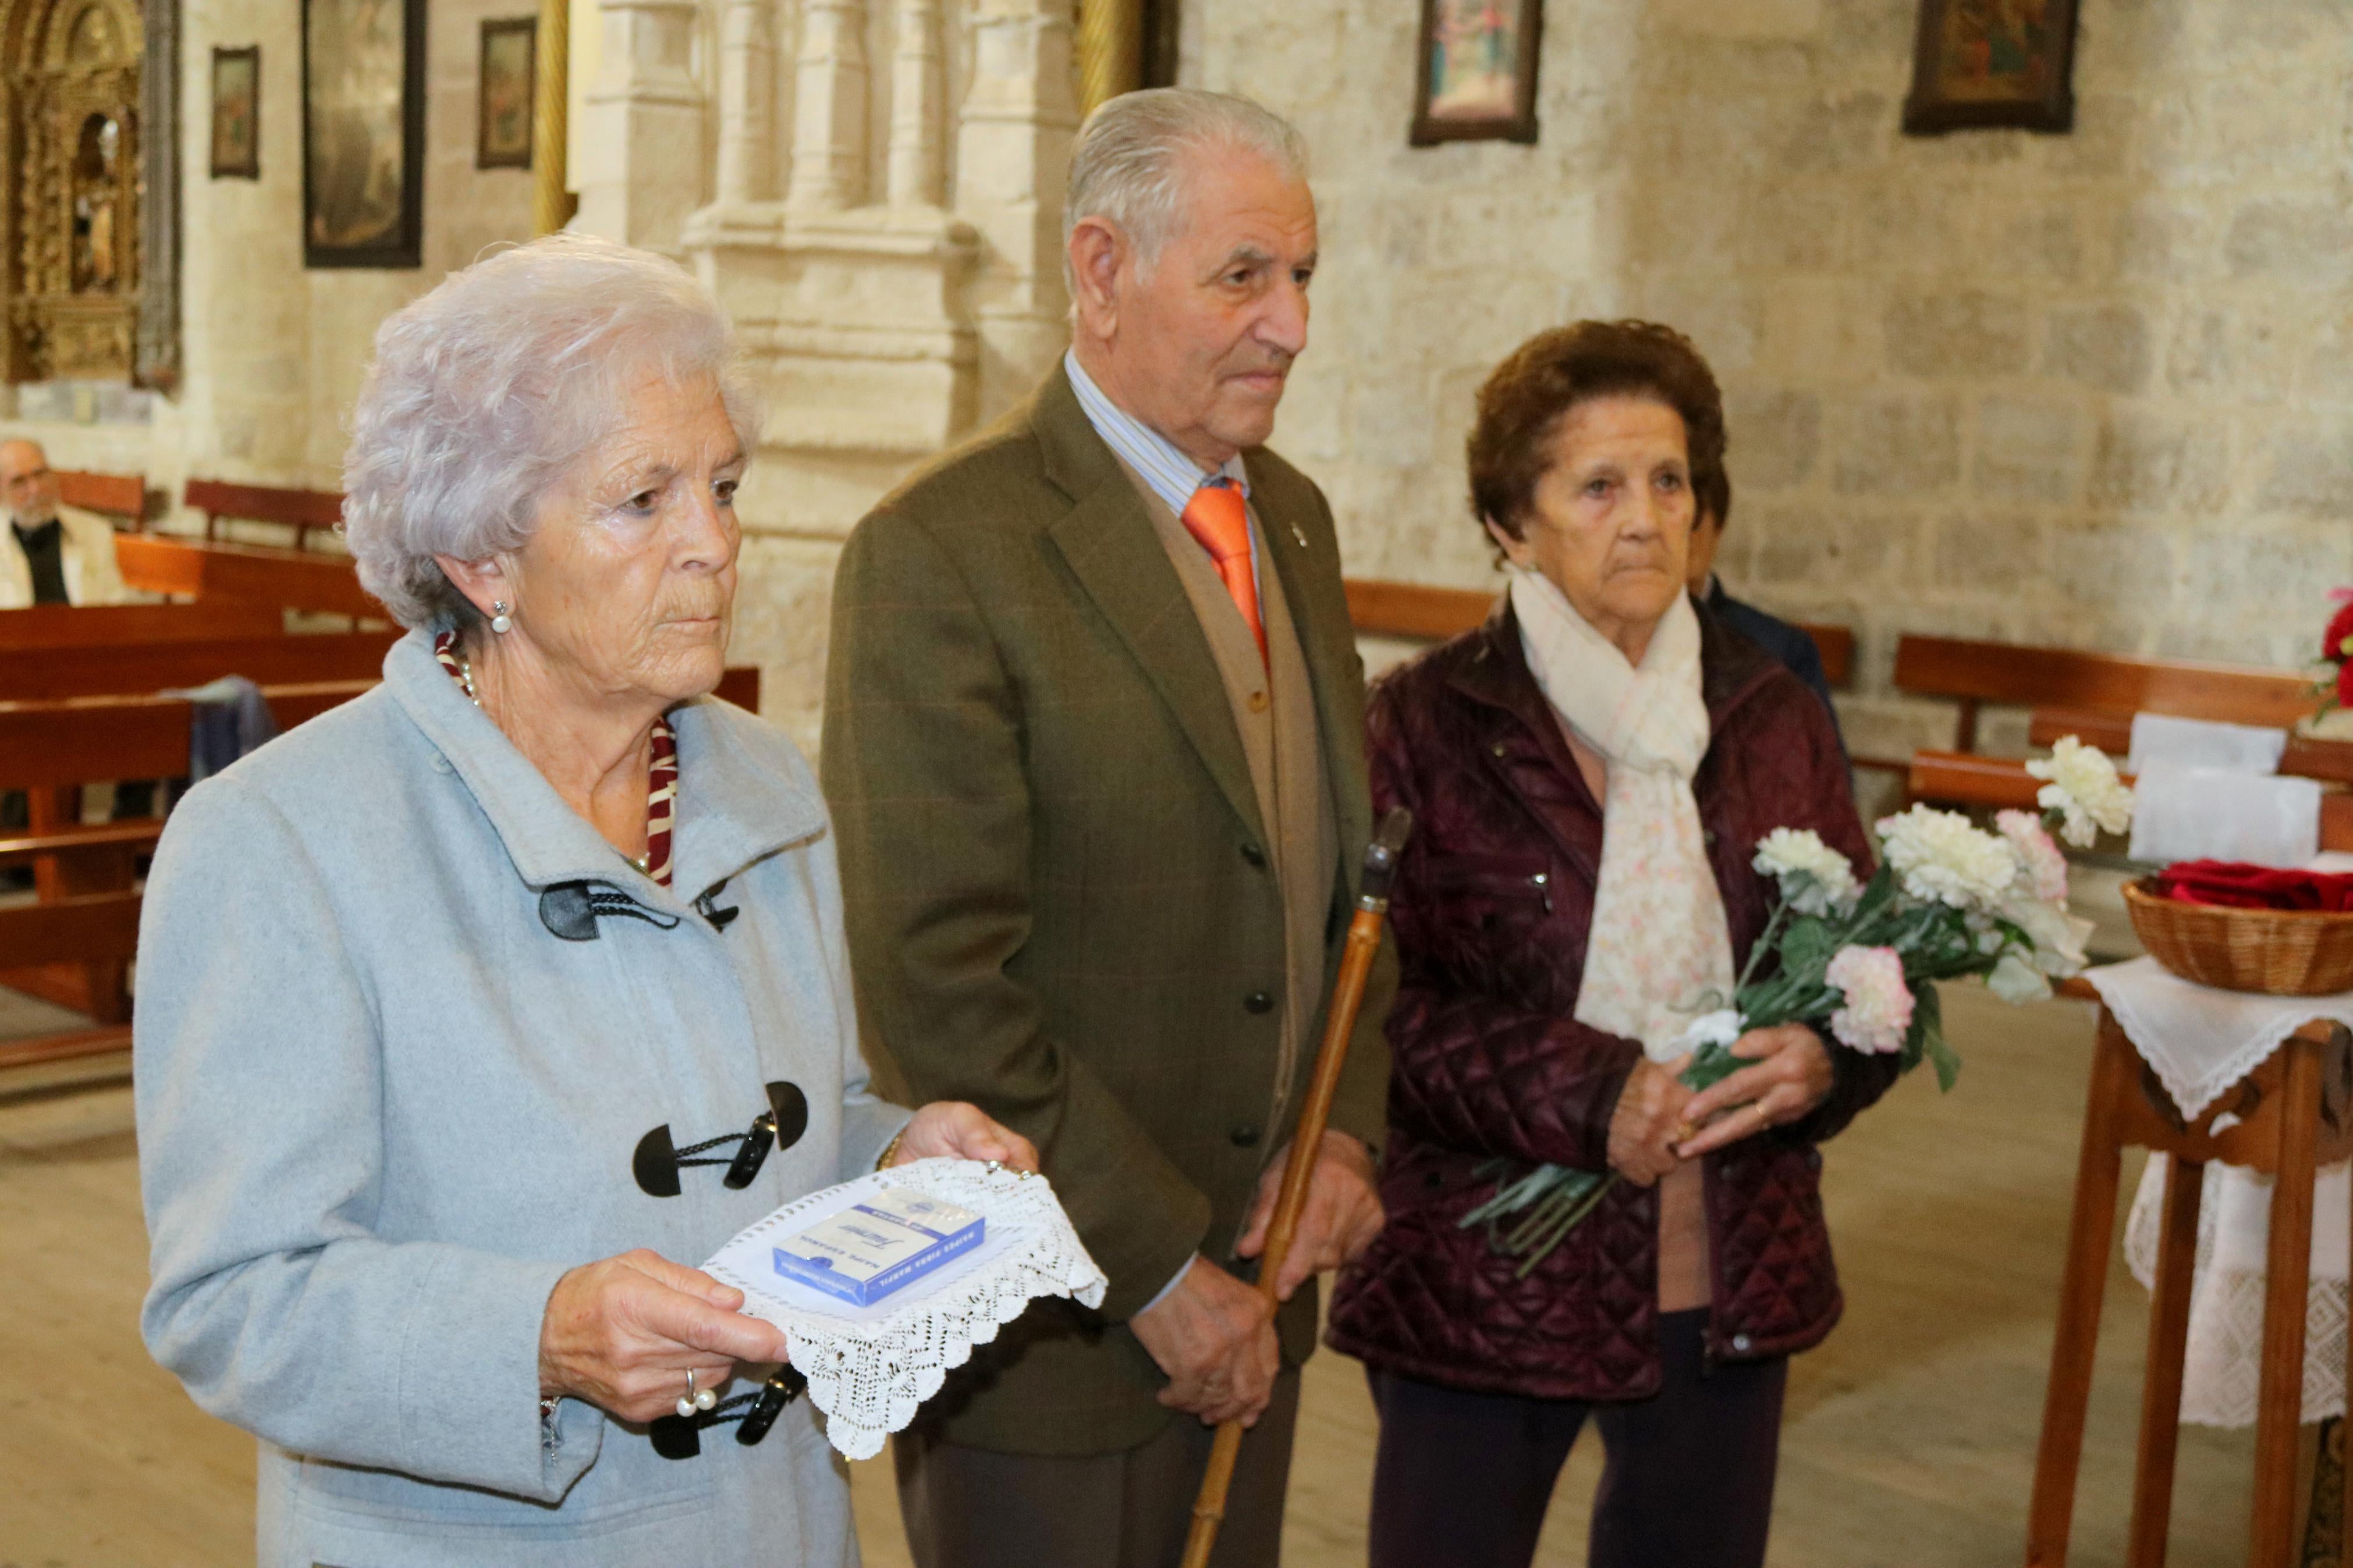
[1462,739,2132,1271]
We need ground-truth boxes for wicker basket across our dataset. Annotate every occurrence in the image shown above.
[2122,879,2353,995]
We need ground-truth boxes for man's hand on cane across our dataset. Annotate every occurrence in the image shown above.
[1131,1257,1279,1427]
[1234,1129,1384,1302]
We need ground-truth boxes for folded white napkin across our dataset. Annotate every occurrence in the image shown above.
[2130,712,2288,776]
[2129,765,2322,867]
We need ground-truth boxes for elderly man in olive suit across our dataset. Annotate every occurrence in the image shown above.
[822,88,1393,1568]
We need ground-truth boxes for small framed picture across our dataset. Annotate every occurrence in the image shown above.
[1902,0,2079,135]
[303,0,426,268]
[478,18,536,170]
[1410,0,1542,147]
[210,45,261,179]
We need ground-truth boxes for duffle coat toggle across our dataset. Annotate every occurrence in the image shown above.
[633,1080,812,1197]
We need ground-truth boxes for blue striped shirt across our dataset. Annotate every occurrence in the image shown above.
[1063,349,1253,518]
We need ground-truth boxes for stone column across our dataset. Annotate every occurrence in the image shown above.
[955,0,1078,421]
[714,0,778,204]
[573,0,706,253]
[786,0,869,213]
[885,0,945,209]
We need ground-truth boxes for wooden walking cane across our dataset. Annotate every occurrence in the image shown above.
[1179,806,1413,1568]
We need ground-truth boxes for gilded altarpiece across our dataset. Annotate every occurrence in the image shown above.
[4,0,143,380]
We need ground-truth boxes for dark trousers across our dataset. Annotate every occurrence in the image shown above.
[895,1366,1301,1568]
[1367,1310,1786,1568]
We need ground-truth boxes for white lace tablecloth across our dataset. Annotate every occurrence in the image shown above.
[2087,958,2353,1125]
[702,1158,1107,1459]
[2093,958,2353,1426]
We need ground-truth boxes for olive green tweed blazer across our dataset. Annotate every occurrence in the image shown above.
[821,365,1395,1456]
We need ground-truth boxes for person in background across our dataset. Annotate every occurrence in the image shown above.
[823,87,1392,1568]
[1683,462,1844,749]
[0,437,127,607]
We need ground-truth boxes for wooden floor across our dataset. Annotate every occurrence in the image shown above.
[0,982,2273,1565]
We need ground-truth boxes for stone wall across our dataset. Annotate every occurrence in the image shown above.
[1179,0,2353,763]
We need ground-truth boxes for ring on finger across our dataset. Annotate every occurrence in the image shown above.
[677,1368,718,1419]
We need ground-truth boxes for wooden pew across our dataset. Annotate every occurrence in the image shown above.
[0,632,400,703]
[1340,577,1854,685]
[1893,635,2318,755]
[185,477,345,551]
[0,665,764,1066]
[2028,709,2353,787]
[0,599,281,650]
[115,533,384,621]
[1904,749,2353,852]
[54,468,146,524]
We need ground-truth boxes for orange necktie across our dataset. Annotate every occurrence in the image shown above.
[1180,478,1266,666]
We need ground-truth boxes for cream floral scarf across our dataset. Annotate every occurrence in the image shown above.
[1510,568,1734,1061]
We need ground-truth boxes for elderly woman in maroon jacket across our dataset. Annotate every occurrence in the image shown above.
[1326,321,1891,1568]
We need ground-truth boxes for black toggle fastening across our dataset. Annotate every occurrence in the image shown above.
[634,1080,812,1197]
[723,1113,778,1188]
[648,1367,808,1460]
[735,1366,808,1445]
[540,881,682,942]
[694,882,740,931]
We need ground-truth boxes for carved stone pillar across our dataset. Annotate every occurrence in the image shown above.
[786,0,868,214]
[955,0,1078,421]
[885,0,944,209]
[714,0,776,205]
[573,0,705,253]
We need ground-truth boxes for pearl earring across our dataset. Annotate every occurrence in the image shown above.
[489,600,512,634]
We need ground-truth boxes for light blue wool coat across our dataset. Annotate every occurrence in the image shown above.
[134,631,909,1567]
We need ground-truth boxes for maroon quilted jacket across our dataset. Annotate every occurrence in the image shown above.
[1325,598,1893,1401]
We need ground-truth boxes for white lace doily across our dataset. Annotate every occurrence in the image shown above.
[2086,957,2353,1122]
[2124,1155,2351,1426]
[703,1158,1106,1459]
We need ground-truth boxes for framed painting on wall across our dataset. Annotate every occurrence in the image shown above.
[477,17,534,170]
[210,46,261,179]
[1410,0,1542,146]
[301,0,425,268]
[1902,0,2078,134]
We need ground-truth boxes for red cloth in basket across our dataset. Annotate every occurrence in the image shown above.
[2155,859,2353,913]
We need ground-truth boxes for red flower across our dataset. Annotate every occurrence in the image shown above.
[2337,658,2353,708]
[2327,598,2353,664]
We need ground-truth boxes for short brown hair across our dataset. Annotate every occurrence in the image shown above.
[1694,458,1731,529]
[1466,320,1727,541]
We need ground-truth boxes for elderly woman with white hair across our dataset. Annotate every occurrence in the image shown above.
[133,235,1035,1567]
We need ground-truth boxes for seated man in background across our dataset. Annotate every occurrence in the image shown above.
[1685,463,1844,751]
[1,437,128,608]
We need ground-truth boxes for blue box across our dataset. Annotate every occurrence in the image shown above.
[771,1186,986,1307]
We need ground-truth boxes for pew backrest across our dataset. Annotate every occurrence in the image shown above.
[0,599,281,650]
[55,468,146,522]
[115,533,385,620]
[2027,706,2353,787]
[1905,749,2353,853]
[0,666,765,790]
[1341,577,1854,687]
[0,632,400,703]
[184,477,346,550]
[1894,635,2318,752]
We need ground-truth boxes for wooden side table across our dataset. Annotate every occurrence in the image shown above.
[2028,1007,2353,1566]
